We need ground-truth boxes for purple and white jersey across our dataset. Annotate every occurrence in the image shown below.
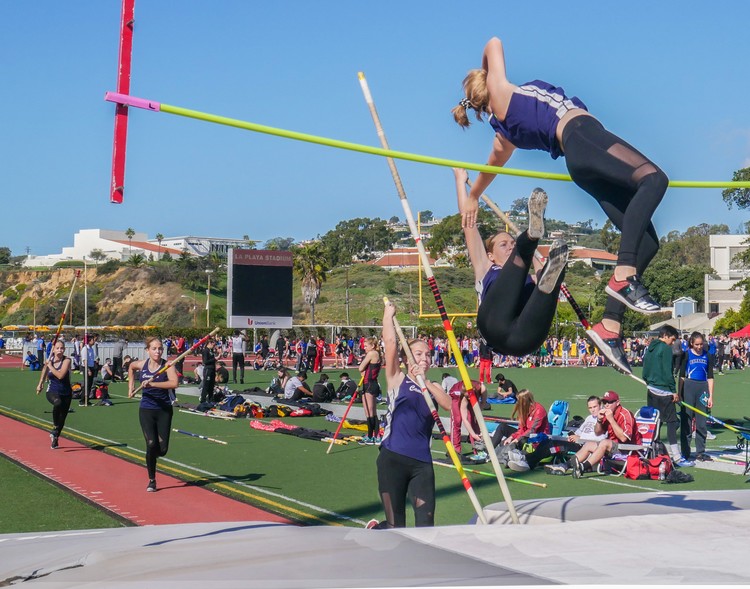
[489,80,587,159]
[380,376,434,463]
[477,265,534,306]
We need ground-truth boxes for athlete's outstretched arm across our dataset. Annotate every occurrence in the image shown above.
[382,300,405,391]
[454,168,491,283]
[482,37,508,82]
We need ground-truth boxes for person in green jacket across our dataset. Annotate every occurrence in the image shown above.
[643,324,693,467]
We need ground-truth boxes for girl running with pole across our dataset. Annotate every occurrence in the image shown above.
[36,339,73,449]
[128,337,179,492]
[454,37,668,374]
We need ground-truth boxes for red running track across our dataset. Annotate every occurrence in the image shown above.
[0,415,291,526]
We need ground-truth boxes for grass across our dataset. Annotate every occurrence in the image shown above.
[2,363,750,533]
[0,454,127,533]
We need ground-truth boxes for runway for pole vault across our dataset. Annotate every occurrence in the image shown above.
[0,414,291,527]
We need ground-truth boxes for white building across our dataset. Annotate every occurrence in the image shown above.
[704,234,749,314]
[150,236,255,257]
[21,229,253,268]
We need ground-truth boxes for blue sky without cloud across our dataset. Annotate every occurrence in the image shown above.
[3,1,749,257]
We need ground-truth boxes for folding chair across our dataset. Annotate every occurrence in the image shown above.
[547,400,569,437]
[599,406,661,476]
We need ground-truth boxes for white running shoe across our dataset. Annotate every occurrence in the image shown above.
[527,188,548,240]
[538,239,568,294]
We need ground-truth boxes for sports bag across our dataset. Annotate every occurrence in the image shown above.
[625,454,672,480]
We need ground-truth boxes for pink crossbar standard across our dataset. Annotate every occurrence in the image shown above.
[105,91,161,112]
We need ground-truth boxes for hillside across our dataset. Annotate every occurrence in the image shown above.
[0,262,606,337]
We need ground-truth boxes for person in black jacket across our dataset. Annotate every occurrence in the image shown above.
[200,338,217,406]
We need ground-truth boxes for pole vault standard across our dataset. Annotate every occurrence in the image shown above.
[384,297,488,525]
[357,74,518,524]
[130,327,220,398]
[101,92,750,190]
[109,0,135,204]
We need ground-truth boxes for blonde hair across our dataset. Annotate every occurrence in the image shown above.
[512,389,535,423]
[451,69,491,128]
[144,336,162,350]
[484,231,513,254]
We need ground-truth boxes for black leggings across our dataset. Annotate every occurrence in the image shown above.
[46,391,72,437]
[200,369,216,403]
[563,116,668,323]
[376,447,435,528]
[139,407,173,480]
[477,232,564,356]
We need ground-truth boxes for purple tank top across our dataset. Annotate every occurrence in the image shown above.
[489,80,587,159]
[477,265,534,306]
[380,376,434,463]
[140,359,174,410]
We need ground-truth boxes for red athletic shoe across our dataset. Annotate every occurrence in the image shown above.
[585,322,632,375]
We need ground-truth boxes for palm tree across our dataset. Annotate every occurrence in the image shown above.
[155,233,164,261]
[292,243,329,325]
[125,227,136,253]
[127,253,146,267]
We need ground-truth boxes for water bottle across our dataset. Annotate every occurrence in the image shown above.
[658,460,667,481]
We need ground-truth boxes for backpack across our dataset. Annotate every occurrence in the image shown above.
[219,394,246,412]
[625,454,673,480]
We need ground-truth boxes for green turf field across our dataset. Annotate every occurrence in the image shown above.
[2,363,749,532]
[0,454,127,533]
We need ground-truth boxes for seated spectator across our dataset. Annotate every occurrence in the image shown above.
[512,395,608,472]
[193,361,204,385]
[335,372,358,400]
[122,355,132,379]
[100,358,115,382]
[252,355,264,371]
[493,373,518,402]
[269,367,289,396]
[490,389,548,465]
[284,370,313,401]
[24,351,41,371]
[215,361,229,384]
[554,390,639,478]
[312,374,336,402]
[441,372,459,394]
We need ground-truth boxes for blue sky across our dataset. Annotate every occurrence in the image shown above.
[3,1,749,258]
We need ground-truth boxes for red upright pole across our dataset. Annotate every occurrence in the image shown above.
[110,0,135,204]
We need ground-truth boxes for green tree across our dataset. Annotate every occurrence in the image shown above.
[292,242,329,324]
[264,237,295,251]
[320,217,395,266]
[127,254,146,268]
[388,215,400,224]
[0,247,11,265]
[89,249,106,265]
[600,220,621,254]
[722,166,750,209]
[125,227,135,253]
[642,258,712,306]
[419,210,434,223]
[509,197,528,215]
[155,233,164,261]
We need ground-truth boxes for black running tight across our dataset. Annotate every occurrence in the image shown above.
[139,407,173,479]
[376,447,435,528]
[563,116,668,323]
[477,232,565,356]
[46,391,72,437]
